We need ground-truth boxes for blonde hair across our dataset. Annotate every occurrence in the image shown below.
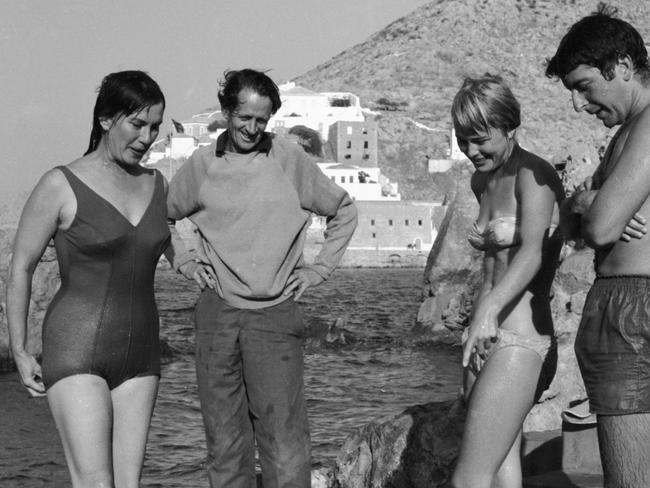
[451,74,520,136]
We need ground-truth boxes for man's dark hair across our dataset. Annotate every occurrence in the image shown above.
[217,69,282,115]
[546,3,650,80]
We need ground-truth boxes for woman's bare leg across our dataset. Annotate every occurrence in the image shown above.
[462,365,524,487]
[451,346,542,488]
[494,429,523,488]
[111,375,159,488]
[47,374,114,488]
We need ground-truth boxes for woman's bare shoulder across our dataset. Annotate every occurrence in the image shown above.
[29,160,83,210]
[37,166,71,192]
[517,150,563,198]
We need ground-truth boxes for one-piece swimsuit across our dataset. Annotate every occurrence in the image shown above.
[41,166,170,390]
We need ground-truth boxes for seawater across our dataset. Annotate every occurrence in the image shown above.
[143,267,462,486]
[0,267,462,487]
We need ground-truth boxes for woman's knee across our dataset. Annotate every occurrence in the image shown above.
[494,460,522,488]
[69,469,113,488]
[450,470,492,488]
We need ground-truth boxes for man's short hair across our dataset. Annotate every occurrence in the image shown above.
[546,3,649,81]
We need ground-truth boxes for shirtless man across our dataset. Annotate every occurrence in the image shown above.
[547,6,650,487]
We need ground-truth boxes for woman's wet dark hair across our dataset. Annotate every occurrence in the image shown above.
[217,69,282,115]
[85,70,165,155]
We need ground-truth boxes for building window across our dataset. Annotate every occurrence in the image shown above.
[362,128,368,135]
[347,126,353,135]
[389,219,393,226]
[362,154,369,160]
[346,141,352,149]
[405,219,409,226]
[349,176,353,183]
[364,141,369,149]
[371,219,375,226]
[340,176,345,183]
[372,232,376,238]
[345,154,351,159]
[418,219,423,226]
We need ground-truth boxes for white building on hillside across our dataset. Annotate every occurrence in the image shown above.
[179,110,222,139]
[427,127,467,173]
[318,162,399,201]
[269,82,365,141]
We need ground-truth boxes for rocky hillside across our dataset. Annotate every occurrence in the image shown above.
[297,0,650,200]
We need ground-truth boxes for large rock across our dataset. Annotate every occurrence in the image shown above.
[524,247,593,432]
[311,467,340,488]
[335,399,464,488]
[422,161,482,284]
[418,161,483,335]
[0,226,60,370]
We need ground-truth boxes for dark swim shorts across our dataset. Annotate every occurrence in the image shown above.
[575,276,650,415]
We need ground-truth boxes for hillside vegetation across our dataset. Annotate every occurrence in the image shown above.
[296,0,650,200]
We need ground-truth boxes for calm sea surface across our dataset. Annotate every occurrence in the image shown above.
[0,267,461,487]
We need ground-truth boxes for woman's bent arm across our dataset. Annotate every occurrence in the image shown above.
[7,170,67,395]
[463,162,559,366]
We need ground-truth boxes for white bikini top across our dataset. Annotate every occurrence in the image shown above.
[467,216,521,251]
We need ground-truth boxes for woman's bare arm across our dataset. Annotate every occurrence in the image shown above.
[7,170,69,396]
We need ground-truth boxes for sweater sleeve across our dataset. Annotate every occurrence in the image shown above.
[166,149,207,271]
[291,149,358,279]
[167,149,206,220]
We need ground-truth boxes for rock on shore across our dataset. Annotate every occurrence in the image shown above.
[335,399,464,488]
[0,226,60,370]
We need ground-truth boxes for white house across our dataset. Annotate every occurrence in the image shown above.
[317,162,399,201]
[179,110,222,139]
[269,82,365,142]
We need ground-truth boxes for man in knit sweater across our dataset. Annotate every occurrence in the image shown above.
[167,69,357,488]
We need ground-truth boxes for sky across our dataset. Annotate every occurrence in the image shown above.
[0,0,431,210]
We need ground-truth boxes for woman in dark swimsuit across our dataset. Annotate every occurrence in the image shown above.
[446,75,564,488]
[6,71,195,488]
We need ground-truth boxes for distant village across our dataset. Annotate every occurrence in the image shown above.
[145,83,466,267]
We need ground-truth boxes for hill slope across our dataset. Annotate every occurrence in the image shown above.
[296,0,650,200]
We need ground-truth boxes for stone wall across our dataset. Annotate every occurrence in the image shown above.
[304,244,429,268]
[175,215,434,269]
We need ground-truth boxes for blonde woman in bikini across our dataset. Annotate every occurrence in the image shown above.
[447,74,564,488]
